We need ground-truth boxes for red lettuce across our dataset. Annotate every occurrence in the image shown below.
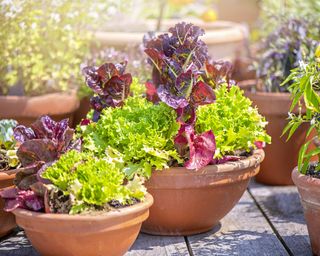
[0,116,80,212]
[0,187,44,212]
[203,61,235,88]
[144,22,215,113]
[174,125,216,170]
[82,61,132,121]
[144,22,219,170]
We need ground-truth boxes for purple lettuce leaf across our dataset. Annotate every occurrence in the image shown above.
[190,81,215,106]
[12,116,80,191]
[17,140,57,167]
[174,125,216,170]
[0,187,44,212]
[204,61,235,87]
[83,61,133,121]
[157,84,189,109]
[145,81,160,103]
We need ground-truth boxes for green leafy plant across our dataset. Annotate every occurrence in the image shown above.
[259,0,320,38]
[255,18,319,92]
[282,47,320,175]
[81,96,181,178]
[0,0,91,96]
[0,119,19,171]
[196,84,271,158]
[42,150,146,214]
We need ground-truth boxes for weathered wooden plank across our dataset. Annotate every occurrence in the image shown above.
[187,191,289,256]
[0,230,38,256]
[126,234,189,256]
[0,229,189,256]
[249,181,312,256]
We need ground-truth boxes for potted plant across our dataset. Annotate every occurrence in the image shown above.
[0,1,93,125]
[80,22,270,235]
[0,116,152,256]
[92,0,248,60]
[283,47,320,255]
[237,18,320,185]
[0,119,20,237]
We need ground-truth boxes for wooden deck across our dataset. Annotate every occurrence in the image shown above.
[0,180,311,256]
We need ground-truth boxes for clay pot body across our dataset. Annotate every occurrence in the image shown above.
[13,193,153,256]
[0,92,79,126]
[142,150,264,236]
[94,19,247,60]
[73,96,90,127]
[246,92,311,185]
[0,170,17,237]
[292,168,320,255]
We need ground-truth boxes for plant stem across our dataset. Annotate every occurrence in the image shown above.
[156,0,166,31]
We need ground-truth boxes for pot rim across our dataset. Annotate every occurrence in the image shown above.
[0,90,78,100]
[0,169,18,181]
[12,193,153,221]
[292,166,320,188]
[0,91,79,118]
[152,149,264,176]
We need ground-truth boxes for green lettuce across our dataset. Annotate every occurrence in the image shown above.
[80,97,181,178]
[196,85,271,158]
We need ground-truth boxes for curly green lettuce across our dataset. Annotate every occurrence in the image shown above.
[196,85,271,158]
[80,97,181,178]
[42,150,146,214]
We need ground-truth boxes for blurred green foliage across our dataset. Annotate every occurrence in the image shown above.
[0,0,92,96]
[259,0,320,37]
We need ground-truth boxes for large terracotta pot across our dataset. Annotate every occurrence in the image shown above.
[246,92,310,185]
[292,167,320,255]
[0,169,17,237]
[142,150,264,236]
[215,0,260,27]
[94,19,247,60]
[0,92,79,126]
[13,193,153,256]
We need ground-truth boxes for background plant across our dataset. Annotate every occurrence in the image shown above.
[258,0,320,38]
[0,119,19,171]
[255,18,320,92]
[282,47,320,174]
[0,0,91,96]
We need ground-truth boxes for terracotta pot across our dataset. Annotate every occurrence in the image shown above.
[0,91,79,126]
[0,169,17,237]
[292,167,320,255]
[246,92,312,185]
[94,19,247,60]
[142,150,264,236]
[73,96,90,127]
[13,193,153,256]
[215,0,260,27]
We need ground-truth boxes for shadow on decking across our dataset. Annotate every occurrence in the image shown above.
[187,229,310,256]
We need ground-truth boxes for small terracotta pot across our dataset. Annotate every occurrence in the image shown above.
[246,92,312,185]
[0,169,18,237]
[292,167,320,255]
[0,91,79,126]
[13,193,153,256]
[142,150,264,236]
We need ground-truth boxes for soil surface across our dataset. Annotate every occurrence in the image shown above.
[306,163,320,179]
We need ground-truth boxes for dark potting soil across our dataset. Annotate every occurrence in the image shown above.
[108,198,140,209]
[306,163,320,179]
